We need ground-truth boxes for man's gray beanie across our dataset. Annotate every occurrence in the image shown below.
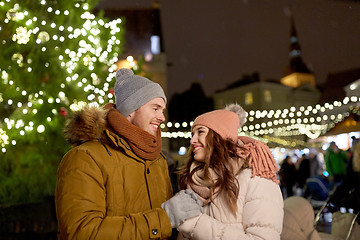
[114,68,167,117]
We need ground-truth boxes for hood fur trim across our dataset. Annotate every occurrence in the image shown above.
[64,106,108,146]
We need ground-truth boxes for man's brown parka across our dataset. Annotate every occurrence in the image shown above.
[55,106,173,239]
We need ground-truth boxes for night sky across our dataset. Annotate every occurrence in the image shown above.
[160,0,360,98]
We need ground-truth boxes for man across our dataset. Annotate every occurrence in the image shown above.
[325,141,349,190]
[55,68,173,239]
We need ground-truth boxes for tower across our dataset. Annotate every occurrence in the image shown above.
[281,15,316,88]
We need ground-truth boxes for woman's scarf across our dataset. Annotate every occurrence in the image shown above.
[188,135,279,205]
[106,104,162,161]
[236,136,279,183]
[188,162,220,205]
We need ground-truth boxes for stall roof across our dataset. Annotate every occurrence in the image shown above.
[324,113,360,136]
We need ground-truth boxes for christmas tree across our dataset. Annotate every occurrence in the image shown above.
[0,0,124,205]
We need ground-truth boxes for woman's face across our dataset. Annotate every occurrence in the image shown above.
[190,125,209,162]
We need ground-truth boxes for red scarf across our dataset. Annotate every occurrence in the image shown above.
[106,104,162,161]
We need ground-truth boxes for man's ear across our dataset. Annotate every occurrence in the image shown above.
[126,112,135,122]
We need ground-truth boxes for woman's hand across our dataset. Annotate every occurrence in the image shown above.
[161,189,203,228]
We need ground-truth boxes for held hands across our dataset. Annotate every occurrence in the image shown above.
[161,189,203,228]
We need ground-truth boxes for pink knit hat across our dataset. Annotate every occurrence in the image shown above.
[192,104,247,143]
[191,104,279,184]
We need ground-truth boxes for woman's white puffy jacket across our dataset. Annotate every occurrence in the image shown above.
[177,168,284,240]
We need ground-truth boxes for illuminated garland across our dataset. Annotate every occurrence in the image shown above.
[0,1,359,151]
[160,96,360,147]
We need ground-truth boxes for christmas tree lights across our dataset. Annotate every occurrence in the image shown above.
[0,0,124,205]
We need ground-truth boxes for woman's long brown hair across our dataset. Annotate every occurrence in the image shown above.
[178,129,248,216]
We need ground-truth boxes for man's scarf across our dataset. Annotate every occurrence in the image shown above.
[106,104,162,160]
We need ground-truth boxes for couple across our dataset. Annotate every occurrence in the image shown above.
[55,69,283,239]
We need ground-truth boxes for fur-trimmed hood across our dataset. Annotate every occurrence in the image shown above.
[64,106,108,146]
[63,104,163,161]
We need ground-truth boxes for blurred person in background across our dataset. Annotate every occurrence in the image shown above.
[296,153,311,193]
[279,155,297,198]
[324,142,349,191]
[309,151,324,177]
[329,141,360,220]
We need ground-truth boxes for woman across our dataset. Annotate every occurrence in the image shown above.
[175,104,284,239]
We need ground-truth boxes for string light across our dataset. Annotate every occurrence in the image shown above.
[1,1,359,151]
[160,97,360,148]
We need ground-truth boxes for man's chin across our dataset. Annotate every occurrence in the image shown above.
[148,129,158,137]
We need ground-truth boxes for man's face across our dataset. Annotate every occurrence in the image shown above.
[330,143,339,153]
[127,97,166,136]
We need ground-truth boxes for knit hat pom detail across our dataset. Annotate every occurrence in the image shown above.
[225,103,247,128]
[116,68,133,79]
